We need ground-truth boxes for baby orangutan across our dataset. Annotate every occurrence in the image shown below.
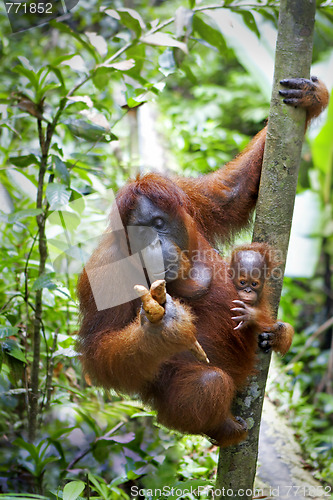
[230,243,294,355]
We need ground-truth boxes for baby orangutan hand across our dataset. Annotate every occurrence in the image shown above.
[231,299,256,330]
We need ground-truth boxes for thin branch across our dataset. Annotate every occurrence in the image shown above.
[282,316,333,373]
[28,108,63,441]
[66,421,125,470]
[0,294,23,313]
[24,230,38,303]
[28,117,49,442]
[42,329,59,413]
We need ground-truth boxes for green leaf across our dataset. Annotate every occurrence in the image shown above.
[188,0,195,7]
[53,156,70,186]
[47,67,66,91]
[97,432,135,444]
[106,8,146,38]
[311,88,333,204]
[175,6,193,38]
[2,339,26,363]
[118,8,145,29]
[125,43,146,78]
[61,55,87,73]
[101,59,136,71]
[32,273,57,291]
[17,56,35,71]
[0,326,19,339]
[49,426,76,440]
[103,9,120,21]
[0,494,48,499]
[117,8,145,38]
[181,63,197,84]
[63,481,85,500]
[46,183,71,210]
[141,33,188,53]
[10,154,38,168]
[51,53,80,67]
[47,209,81,231]
[127,97,146,108]
[53,346,77,358]
[8,209,43,223]
[257,8,278,24]
[0,123,20,137]
[233,9,260,39]
[85,33,107,57]
[204,9,272,100]
[93,67,114,90]
[36,83,61,101]
[63,118,113,142]
[192,14,227,52]
[13,437,39,457]
[50,22,100,63]
[127,470,141,480]
[12,65,38,89]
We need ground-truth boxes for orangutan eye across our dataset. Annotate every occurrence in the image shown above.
[240,280,246,286]
[252,282,258,287]
[153,217,165,230]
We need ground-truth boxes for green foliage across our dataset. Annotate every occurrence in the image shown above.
[0,0,332,495]
[63,481,85,500]
[270,348,333,483]
[0,1,243,494]
[0,495,49,499]
[275,94,333,483]
[311,88,333,210]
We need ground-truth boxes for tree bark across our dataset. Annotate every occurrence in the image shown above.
[216,0,316,496]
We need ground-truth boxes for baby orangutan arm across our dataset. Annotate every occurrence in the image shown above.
[230,244,295,355]
[232,299,294,355]
[258,322,294,356]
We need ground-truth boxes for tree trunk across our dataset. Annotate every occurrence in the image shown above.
[216,0,316,496]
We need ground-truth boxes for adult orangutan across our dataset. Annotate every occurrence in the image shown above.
[77,77,328,447]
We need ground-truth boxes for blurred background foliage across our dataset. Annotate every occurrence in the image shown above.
[0,0,332,497]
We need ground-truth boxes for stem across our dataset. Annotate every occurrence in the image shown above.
[0,294,23,313]
[28,120,48,443]
[66,422,125,470]
[24,231,38,303]
[42,329,59,412]
[27,101,67,442]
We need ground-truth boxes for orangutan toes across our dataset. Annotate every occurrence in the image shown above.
[208,416,248,448]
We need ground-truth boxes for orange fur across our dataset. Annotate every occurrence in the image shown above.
[230,243,294,355]
[77,80,327,447]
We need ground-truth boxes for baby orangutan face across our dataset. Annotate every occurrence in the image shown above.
[231,250,266,306]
